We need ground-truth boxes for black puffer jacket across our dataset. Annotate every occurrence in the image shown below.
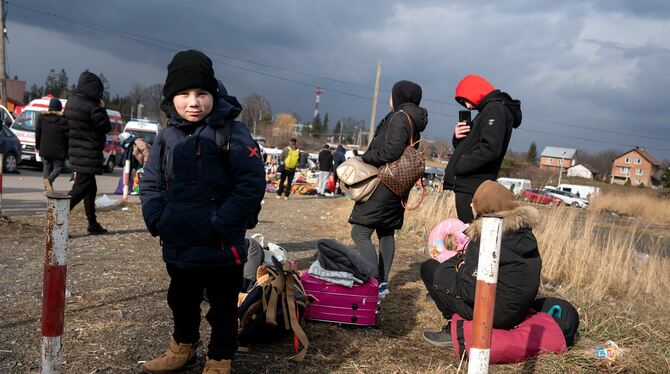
[348,102,428,230]
[443,89,522,193]
[434,206,541,329]
[64,72,111,174]
[35,111,68,159]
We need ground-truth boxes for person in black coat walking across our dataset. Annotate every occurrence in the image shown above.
[349,80,428,298]
[35,98,68,192]
[443,74,522,223]
[64,72,111,235]
[422,180,542,346]
[140,50,265,373]
[317,144,333,196]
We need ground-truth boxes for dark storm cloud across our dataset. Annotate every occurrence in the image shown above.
[6,0,670,159]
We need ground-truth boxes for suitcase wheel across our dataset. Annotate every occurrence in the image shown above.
[351,315,358,323]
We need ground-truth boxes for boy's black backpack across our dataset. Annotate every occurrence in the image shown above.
[237,257,310,361]
[158,120,262,229]
[532,297,580,346]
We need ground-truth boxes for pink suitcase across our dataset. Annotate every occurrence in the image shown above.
[301,272,379,326]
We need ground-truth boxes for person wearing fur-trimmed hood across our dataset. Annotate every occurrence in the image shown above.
[422,180,542,347]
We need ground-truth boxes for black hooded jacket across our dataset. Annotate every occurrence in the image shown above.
[35,110,68,160]
[433,206,541,329]
[64,72,111,174]
[349,81,428,230]
[443,90,522,193]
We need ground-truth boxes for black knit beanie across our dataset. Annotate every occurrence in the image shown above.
[163,50,218,101]
[391,80,422,111]
[48,98,62,111]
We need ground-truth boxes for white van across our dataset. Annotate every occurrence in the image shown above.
[496,177,532,195]
[10,97,124,172]
[123,119,160,145]
[556,184,600,199]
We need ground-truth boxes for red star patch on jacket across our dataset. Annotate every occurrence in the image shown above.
[247,146,260,158]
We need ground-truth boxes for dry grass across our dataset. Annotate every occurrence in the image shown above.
[589,190,670,224]
[399,189,670,372]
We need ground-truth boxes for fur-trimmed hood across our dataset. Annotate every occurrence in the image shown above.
[41,110,64,117]
[465,205,539,240]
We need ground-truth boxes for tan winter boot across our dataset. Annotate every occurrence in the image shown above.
[142,339,199,373]
[202,357,231,374]
[44,179,53,193]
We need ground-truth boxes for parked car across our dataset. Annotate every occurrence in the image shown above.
[0,124,22,173]
[123,119,160,145]
[544,188,589,208]
[497,177,531,195]
[520,189,562,205]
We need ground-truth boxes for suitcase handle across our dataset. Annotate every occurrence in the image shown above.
[352,303,358,310]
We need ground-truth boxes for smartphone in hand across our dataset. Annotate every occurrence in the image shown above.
[458,110,471,125]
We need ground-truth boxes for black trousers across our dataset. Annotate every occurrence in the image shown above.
[277,169,295,197]
[167,264,243,360]
[455,191,474,224]
[351,224,395,282]
[42,158,65,184]
[68,172,98,225]
[420,259,473,321]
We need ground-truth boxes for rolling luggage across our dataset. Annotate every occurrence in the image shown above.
[301,272,379,326]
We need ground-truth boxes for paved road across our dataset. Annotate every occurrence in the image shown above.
[1,165,129,216]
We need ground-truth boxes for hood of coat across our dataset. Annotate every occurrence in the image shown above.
[75,72,104,101]
[465,205,539,243]
[397,102,428,133]
[41,110,64,117]
[454,74,495,108]
[479,90,522,129]
[161,80,242,129]
[391,80,422,110]
[336,145,345,154]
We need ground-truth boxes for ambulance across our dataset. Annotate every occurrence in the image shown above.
[9,96,124,173]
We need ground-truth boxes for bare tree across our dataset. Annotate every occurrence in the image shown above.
[240,94,272,134]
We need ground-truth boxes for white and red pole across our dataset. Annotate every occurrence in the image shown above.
[122,159,131,200]
[41,192,71,374]
[468,214,503,374]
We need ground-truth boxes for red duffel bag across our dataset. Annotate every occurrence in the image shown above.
[451,311,568,364]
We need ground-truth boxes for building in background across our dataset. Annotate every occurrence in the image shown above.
[539,146,576,173]
[3,79,26,113]
[610,147,660,187]
[567,163,600,180]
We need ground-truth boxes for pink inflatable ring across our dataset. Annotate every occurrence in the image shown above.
[428,218,469,263]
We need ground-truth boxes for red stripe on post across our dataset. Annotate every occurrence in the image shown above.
[470,280,497,349]
[41,265,67,337]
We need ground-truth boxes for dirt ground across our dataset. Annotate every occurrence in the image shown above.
[0,194,457,373]
[0,193,668,373]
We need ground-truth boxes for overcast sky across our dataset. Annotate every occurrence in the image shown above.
[6,0,670,160]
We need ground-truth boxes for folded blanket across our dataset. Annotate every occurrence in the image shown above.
[316,239,374,281]
[308,261,363,288]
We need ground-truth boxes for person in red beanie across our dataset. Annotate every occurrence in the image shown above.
[442,75,522,223]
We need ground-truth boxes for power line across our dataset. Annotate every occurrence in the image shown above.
[517,128,668,153]
[9,2,670,148]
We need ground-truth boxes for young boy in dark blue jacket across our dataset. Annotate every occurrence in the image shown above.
[140,50,265,374]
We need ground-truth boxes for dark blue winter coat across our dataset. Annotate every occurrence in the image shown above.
[140,93,266,268]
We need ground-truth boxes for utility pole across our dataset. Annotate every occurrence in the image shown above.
[368,62,381,146]
[0,0,8,109]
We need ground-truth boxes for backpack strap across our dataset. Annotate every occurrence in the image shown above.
[456,319,466,357]
[283,262,309,362]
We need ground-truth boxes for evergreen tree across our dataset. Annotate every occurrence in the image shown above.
[662,166,670,188]
[323,112,329,134]
[311,114,322,137]
[526,142,537,164]
[98,73,111,102]
[44,69,59,97]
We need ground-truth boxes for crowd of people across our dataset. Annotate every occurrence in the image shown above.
[35,48,539,373]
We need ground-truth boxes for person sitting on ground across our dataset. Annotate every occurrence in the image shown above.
[421,180,542,347]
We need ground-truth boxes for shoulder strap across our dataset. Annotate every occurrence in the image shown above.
[215,120,233,155]
[157,129,168,190]
[385,110,415,146]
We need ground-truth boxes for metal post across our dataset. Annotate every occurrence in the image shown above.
[558,151,566,186]
[122,159,131,200]
[41,192,71,374]
[468,215,503,374]
[0,0,7,109]
[0,153,3,216]
[368,62,381,146]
